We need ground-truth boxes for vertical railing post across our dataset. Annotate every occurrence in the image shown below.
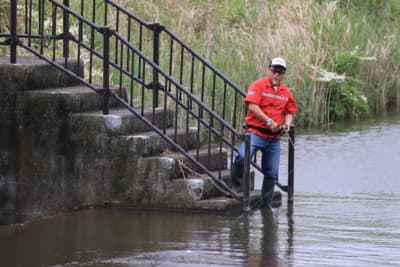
[63,0,70,59]
[104,0,108,26]
[287,126,295,204]
[242,133,251,212]
[10,0,17,63]
[151,23,162,108]
[100,27,112,115]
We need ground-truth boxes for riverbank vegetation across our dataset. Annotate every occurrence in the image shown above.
[1,0,399,128]
[122,0,400,128]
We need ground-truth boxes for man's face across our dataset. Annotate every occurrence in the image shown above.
[268,66,286,86]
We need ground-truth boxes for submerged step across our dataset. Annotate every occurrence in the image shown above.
[191,190,282,211]
[109,190,282,212]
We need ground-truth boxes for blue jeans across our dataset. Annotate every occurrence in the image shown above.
[234,132,281,179]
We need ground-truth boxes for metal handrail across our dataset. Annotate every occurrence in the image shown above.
[102,0,247,118]
[104,0,245,93]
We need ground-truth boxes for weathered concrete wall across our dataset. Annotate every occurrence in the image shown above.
[0,62,23,224]
[0,56,85,223]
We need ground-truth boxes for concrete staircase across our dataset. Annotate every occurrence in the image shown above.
[1,56,271,223]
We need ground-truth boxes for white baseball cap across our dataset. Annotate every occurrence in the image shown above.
[270,57,287,70]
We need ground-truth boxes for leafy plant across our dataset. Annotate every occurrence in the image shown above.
[328,78,370,120]
[333,54,361,78]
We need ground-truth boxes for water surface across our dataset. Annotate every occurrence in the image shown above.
[1,114,400,266]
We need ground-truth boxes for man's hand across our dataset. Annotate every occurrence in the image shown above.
[279,124,290,133]
[270,121,281,132]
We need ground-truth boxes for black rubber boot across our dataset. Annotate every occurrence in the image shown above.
[231,163,244,193]
[260,178,276,209]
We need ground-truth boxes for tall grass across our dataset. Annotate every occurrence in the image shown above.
[120,0,400,128]
[1,0,399,128]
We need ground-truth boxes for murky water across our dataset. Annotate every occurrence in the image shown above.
[1,114,400,266]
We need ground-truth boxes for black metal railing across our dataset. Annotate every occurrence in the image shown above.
[0,0,295,209]
[69,0,295,195]
[65,1,246,138]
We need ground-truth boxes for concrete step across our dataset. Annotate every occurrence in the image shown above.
[123,127,199,156]
[0,56,83,90]
[170,169,255,200]
[201,169,233,199]
[169,171,231,201]
[17,85,126,114]
[105,107,174,134]
[70,107,174,137]
[195,169,255,199]
[163,147,228,174]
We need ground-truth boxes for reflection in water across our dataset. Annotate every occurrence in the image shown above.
[233,206,294,267]
[258,209,279,266]
[286,204,294,264]
[1,191,399,266]
[228,209,280,267]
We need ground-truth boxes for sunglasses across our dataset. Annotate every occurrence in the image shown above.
[270,68,285,75]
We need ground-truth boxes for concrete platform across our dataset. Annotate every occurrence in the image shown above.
[106,190,282,214]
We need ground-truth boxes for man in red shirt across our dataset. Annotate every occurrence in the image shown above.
[232,57,298,208]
